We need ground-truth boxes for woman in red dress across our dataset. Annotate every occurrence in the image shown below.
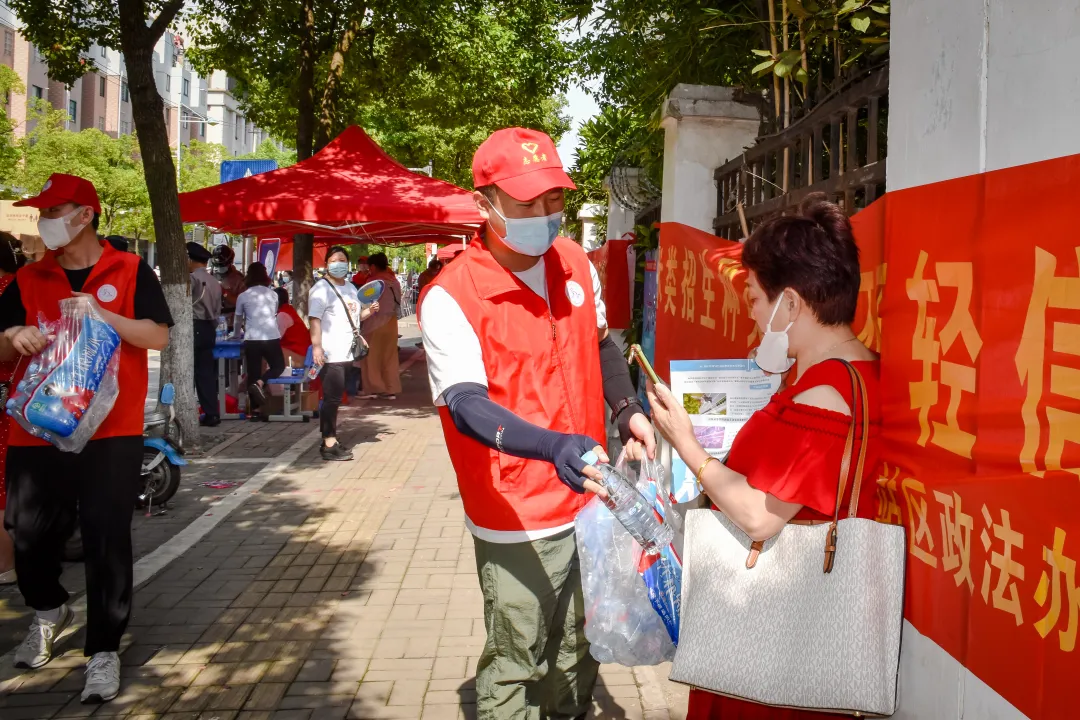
[0,233,22,584]
[629,194,881,719]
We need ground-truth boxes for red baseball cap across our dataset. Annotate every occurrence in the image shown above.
[14,173,102,214]
[472,128,576,201]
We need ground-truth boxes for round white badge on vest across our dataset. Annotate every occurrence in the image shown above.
[566,280,585,307]
[97,284,118,303]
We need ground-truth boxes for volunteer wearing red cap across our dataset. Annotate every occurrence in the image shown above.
[0,173,173,704]
[419,128,655,719]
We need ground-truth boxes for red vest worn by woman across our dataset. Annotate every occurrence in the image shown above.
[279,304,311,357]
[9,243,148,446]
[423,235,607,533]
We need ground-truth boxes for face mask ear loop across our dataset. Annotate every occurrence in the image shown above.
[482,200,510,246]
[766,291,796,334]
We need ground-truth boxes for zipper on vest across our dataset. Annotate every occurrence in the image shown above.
[548,310,580,433]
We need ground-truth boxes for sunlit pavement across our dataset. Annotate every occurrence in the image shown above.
[0,321,688,719]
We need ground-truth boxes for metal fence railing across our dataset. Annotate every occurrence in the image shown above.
[714,65,889,239]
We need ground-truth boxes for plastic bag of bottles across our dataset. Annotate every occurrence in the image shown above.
[6,298,122,453]
[634,456,683,646]
[576,450,677,666]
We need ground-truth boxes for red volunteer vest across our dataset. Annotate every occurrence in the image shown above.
[10,243,148,446]
[421,234,606,533]
[279,305,311,357]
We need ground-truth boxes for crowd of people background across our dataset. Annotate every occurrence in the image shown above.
[0,125,889,720]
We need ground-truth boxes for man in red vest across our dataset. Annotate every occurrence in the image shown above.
[419,128,655,719]
[0,174,173,704]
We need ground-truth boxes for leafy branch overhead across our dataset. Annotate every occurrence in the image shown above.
[565,0,889,227]
[184,0,574,187]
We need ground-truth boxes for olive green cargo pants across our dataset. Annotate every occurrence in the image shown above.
[473,528,599,720]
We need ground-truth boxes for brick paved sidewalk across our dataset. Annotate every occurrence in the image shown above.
[0,343,688,719]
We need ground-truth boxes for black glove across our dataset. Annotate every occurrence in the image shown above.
[537,432,601,493]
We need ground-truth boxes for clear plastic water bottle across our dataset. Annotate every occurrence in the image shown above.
[216,315,227,341]
[581,451,674,554]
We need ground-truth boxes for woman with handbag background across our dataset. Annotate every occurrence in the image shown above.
[627,195,886,719]
[309,246,379,462]
[359,252,402,401]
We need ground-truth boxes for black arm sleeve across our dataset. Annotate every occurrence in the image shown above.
[598,333,643,441]
[134,261,175,327]
[0,279,26,332]
[442,382,600,492]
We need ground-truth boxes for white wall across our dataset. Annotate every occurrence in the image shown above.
[888,2,1080,717]
[659,84,759,233]
[889,0,1080,191]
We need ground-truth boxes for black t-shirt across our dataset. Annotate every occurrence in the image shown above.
[0,260,175,332]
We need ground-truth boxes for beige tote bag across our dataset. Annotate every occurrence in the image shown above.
[669,361,906,717]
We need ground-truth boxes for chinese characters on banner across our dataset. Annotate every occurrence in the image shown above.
[653,208,885,382]
[652,155,1080,717]
[873,160,1080,718]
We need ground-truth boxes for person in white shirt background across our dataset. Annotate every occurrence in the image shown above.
[233,262,284,421]
[309,246,378,462]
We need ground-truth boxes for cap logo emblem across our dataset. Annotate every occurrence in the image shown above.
[521,143,539,154]
[41,180,52,192]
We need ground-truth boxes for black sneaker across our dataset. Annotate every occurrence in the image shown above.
[200,416,221,427]
[320,443,353,461]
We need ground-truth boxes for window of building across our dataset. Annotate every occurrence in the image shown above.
[34,46,44,63]
[121,82,128,102]
[99,45,106,58]
[121,120,130,135]
[68,99,76,123]
[31,85,43,100]
[4,31,13,57]
[99,76,106,97]
[182,77,189,97]
[165,75,170,92]
[97,116,104,131]
[200,122,205,138]
[234,116,239,140]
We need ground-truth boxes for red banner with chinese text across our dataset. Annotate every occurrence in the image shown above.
[653,156,1080,718]
[588,239,633,330]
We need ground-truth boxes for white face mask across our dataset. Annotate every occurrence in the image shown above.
[38,206,89,250]
[752,293,796,374]
[488,202,561,257]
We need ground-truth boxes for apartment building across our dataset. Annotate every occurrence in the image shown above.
[0,8,270,157]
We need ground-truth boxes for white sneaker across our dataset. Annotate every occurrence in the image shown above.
[13,605,73,669]
[81,651,120,704]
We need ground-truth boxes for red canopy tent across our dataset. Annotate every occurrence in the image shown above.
[179,126,482,244]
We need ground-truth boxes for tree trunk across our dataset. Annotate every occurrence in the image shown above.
[314,9,367,150]
[292,0,317,317]
[118,0,201,450]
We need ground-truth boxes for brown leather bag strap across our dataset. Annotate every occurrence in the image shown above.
[823,359,868,573]
[846,363,870,518]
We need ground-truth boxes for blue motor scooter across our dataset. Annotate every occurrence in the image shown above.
[140,383,186,511]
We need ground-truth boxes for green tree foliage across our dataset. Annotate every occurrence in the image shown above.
[239,139,297,168]
[0,66,25,189]
[566,0,890,231]
[178,139,226,193]
[185,0,573,187]
[17,104,151,237]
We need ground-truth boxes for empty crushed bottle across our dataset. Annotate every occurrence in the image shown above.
[581,451,674,554]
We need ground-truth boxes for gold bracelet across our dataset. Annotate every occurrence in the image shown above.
[696,456,717,490]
